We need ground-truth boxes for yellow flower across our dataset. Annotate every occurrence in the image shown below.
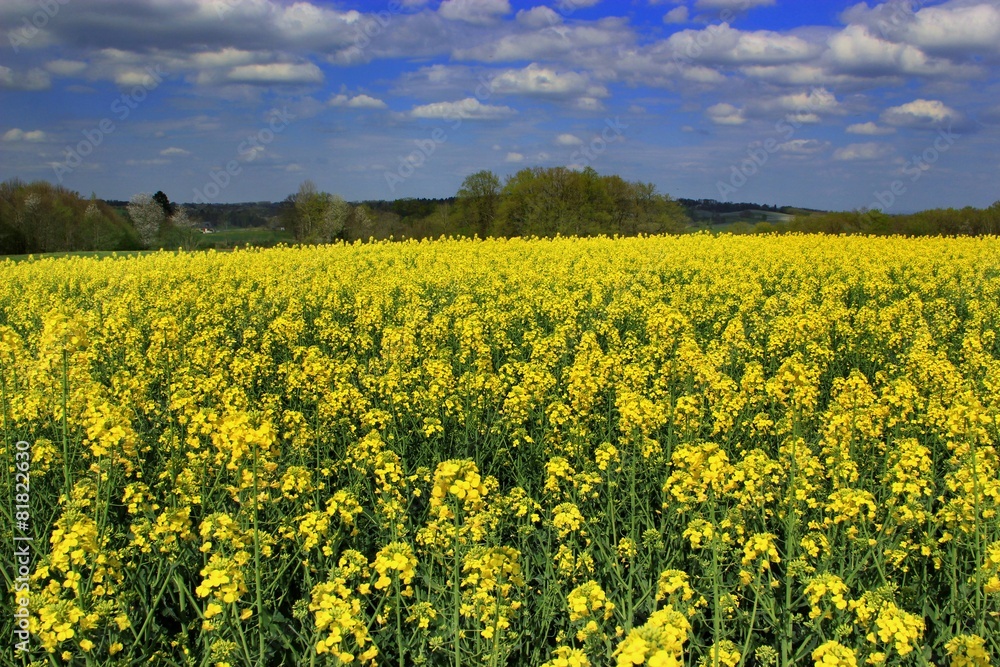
[811,641,857,667]
[946,634,992,667]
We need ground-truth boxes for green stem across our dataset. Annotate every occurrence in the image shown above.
[253,437,265,665]
[61,348,71,497]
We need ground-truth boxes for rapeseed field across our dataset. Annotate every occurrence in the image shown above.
[1,234,998,666]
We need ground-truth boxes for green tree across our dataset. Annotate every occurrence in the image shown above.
[456,170,501,237]
[153,191,176,218]
[290,180,349,244]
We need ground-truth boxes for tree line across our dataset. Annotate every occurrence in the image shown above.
[1,173,998,256]
[0,180,141,255]
[721,205,1000,237]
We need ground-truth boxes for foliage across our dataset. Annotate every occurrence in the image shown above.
[287,180,349,244]
[456,170,502,237]
[152,191,176,219]
[784,205,1000,236]
[0,180,139,254]
[494,167,688,238]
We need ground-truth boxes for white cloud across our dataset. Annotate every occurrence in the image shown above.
[665,24,817,66]
[846,122,895,136]
[842,0,1000,54]
[785,113,821,124]
[555,0,602,8]
[439,0,512,25]
[330,93,388,109]
[45,59,87,76]
[772,88,840,114]
[490,63,606,98]
[516,6,562,28]
[410,97,517,120]
[574,96,605,111]
[706,102,746,125]
[827,24,978,78]
[454,18,631,61]
[902,4,1000,55]
[833,142,892,161]
[2,128,47,142]
[778,139,829,155]
[190,49,259,69]
[505,151,525,163]
[555,133,584,146]
[663,7,689,24]
[0,66,51,91]
[695,0,775,9]
[881,99,960,128]
[225,63,323,85]
[160,147,191,156]
[114,68,162,87]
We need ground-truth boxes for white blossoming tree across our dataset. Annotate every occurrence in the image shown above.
[127,192,165,248]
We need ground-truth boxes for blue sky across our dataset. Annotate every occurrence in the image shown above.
[1,0,999,211]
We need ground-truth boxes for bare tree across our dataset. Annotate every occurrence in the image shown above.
[127,193,165,247]
[170,205,201,251]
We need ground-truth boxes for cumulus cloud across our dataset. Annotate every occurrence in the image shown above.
[0,0,366,57]
[224,62,323,85]
[827,24,978,78]
[778,139,829,155]
[515,6,562,28]
[846,2,1000,56]
[505,151,525,162]
[453,17,631,61]
[706,102,746,125]
[45,59,87,76]
[410,97,517,120]
[881,99,960,128]
[555,0,602,9]
[846,122,895,135]
[555,133,584,146]
[785,113,821,124]
[439,0,512,25]
[833,142,893,161]
[771,88,840,114]
[2,128,48,142]
[0,66,51,91]
[490,63,606,98]
[663,7,689,24]
[160,147,191,156]
[666,24,817,66]
[903,4,1000,52]
[330,93,388,109]
[695,0,775,8]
